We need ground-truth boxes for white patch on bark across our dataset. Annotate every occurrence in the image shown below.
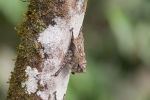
[77,0,85,11]
[70,13,85,38]
[37,91,49,100]
[21,66,39,94]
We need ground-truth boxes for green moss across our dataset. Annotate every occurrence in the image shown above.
[7,0,67,99]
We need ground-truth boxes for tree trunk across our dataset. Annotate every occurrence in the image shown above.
[7,0,88,100]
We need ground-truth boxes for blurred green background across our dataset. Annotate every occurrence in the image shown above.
[1,0,150,100]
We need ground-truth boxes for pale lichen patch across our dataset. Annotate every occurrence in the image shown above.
[37,90,50,100]
[70,13,85,38]
[21,66,39,94]
[77,0,85,11]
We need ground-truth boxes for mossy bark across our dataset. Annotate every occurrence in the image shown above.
[7,0,88,100]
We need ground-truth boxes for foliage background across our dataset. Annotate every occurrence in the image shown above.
[1,0,150,100]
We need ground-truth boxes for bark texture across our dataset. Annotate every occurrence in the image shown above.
[7,0,88,100]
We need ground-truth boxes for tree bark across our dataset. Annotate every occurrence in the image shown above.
[7,0,88,100]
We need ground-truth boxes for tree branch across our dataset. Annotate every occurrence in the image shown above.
[7,0,88,100]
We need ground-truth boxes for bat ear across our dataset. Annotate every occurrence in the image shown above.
[78,26,83,37]
[80,26,83,32]
[70,28,74,39]
[72,32,74,38]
